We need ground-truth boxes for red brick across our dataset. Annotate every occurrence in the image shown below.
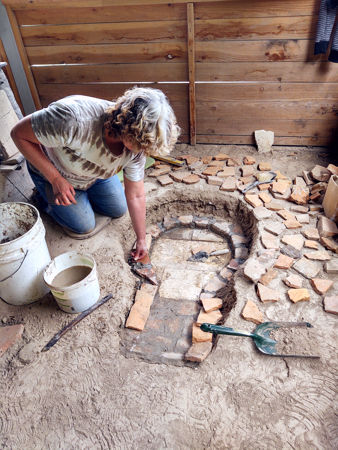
[126,289,155,331]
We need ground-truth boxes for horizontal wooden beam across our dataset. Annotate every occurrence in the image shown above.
[32,62,188,83]
[195,134,331,146]
[196,62,338,82]
[27,42,186,65]
[3,0,226,9]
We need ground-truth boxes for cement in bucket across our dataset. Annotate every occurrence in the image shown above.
[0,202,51,305]
[43,252,100,313]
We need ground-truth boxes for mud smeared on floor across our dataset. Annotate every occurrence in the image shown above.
[270,325,320,357]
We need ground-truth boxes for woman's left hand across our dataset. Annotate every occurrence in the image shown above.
[132,238,148,261]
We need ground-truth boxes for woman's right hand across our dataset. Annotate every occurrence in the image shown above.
[51,175,77,206]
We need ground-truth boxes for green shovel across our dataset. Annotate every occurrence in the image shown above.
[201,321,320,358]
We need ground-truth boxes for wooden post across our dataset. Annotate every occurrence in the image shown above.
[6,6,41,110]
[187,2,196,146]
[0,40,24,117]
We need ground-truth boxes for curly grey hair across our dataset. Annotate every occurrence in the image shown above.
[103,87,180,156]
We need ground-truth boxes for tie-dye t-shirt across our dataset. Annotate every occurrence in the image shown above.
[30,95,146,189]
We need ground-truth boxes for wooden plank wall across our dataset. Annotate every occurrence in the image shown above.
[4,0,338,146]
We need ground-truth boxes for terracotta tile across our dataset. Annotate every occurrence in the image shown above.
[220,177,237,191]
[202,166,221,177]
[241,300,264,324]
[304,240,318,249]
[258,192,272,204]
[243,155,256,165]
[0,324,24,357]
[284,218,302,229]
[213,153,229,161]
[311,278,333,295]
[302,227,320,240]
[192,324,213,343]
[323,296,338,315]
[259,268,278,286]
[207,176,223,186]
[304,251,331,261]
[241,166,255,177]
[182,174,200,184]
[281,234,304,251]
[258,162,271,171]
[311,164,331,182]
[201,297,223,313]
[257,283,280,303]
[244,194,263,208]
[261,233,279,249]
[320,237,338,253]
[317,216,338,237]
[185,341,213,362]
[157,175,173,186]
[271,180,291,194]
[288,288,310,303]
[274,254,294,269]
[283,274,303,289]
[196,309,222,326]
[217,167,236,177]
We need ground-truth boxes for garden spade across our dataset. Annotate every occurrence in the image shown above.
[201,321,320,358]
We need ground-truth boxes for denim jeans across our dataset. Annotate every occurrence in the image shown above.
[28,164,127,233]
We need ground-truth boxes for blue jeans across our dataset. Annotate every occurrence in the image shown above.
[28,165,127,233]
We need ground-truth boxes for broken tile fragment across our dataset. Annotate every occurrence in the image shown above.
[302,227,320,240]
[258,183,271,191]
[242,258,265,283]
[320,237,338,253]
[323,296,338,315]
[311,165,331,182]
[311,278,333,295]
[295,214,310,224]
[302,170,314,185]
[277,209,295,221]
[293,257,321,279]
[317,216,338,237]
[261,233,279,249]
[284,218,302,229]
[227,158,239,166]
[258,162,271,171]
[241,300,264,324]
[196,309,223,326]
[192,323,213,343]
[290,205,309,214]
[241,166,254,177]
[219,267,233,280]
[288,288,310,303]
[304,251,331,261]
[281,234,304,250]
[327,163,338,175]
[0,324,24,357]
[264,221,286,236]
[183,174,200,184]
[275,170,288,180]
[265,201,284,211]
[202,155,213,165]
[271,180,291,195]
[202,166,221,177]
[194,217,210,229]
[214,153,229,161]
[304,240,318,249]
[157,175,173,186]
[149,166,171,177]
[253,206,273,220]
[243,155,256,165]
[259,268,278,286]
[201,297,223,313]
[258,192,272,204]
[219,177,237,192]
[283,274,303,289]
[207,176,223,186]
[289,185,309,205]
[170,171,192,182]
[274,254,294,269]
[218,167,236,178]
[227,259,240,271]
[257,283,280,302]
[182,155,199,165]
[244,194,263,208]
[185,341,213,362]
[255,129,274,153]
[208,160,225,167]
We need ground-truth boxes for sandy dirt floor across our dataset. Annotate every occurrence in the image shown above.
[0,144,337,449]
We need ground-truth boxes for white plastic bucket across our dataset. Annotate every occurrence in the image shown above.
[43,252,100,313]
[0,202,51,305]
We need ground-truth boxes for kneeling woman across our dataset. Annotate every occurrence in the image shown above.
[11,87,180,261]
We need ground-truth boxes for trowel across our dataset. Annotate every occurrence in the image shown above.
[128,253,158,285]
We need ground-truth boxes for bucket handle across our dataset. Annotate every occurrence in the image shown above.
[0,250,28,282]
